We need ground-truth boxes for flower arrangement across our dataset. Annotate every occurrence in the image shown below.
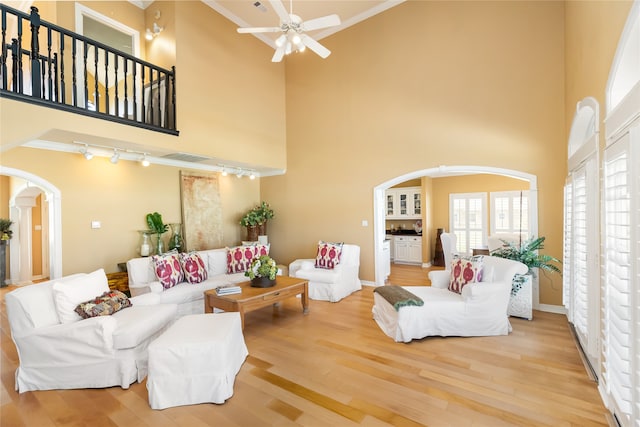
[239,201,275,227]
[245,255,278,280]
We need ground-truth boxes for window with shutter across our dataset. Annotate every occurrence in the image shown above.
[449,193,487,256]
[563,182,573,318]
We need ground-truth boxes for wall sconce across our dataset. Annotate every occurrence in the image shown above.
[146,11,164,41]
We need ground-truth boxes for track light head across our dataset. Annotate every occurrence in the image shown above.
[140,154,150,167]
[110,150,120,164]
[81,145,93,160]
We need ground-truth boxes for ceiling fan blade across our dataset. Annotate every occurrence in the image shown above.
[302,14,341,32]
[301,34,331,59]
[269,0,291,23]
[272,46,286,62]
[237,26,281,34]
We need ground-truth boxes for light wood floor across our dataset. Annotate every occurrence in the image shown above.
[0,265,611,426]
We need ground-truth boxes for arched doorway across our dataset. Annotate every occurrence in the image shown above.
[0,166,62,283]
[373,165,538,302]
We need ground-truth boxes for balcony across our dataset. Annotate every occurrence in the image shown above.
[0,5,178,135]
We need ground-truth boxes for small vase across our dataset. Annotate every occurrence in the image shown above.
[139,231,152,257]
[168,223,183,252]
[251,276,276,288]
[154,233,165,255]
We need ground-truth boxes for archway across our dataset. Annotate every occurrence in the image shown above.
[0,166,62,282]
[373,165,538,303]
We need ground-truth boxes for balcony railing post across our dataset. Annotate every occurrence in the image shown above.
[1,8,7,90]
[10,38,18,92]
[29,6,41,98]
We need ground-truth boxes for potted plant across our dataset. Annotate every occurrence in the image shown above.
[491,236,561,319]
[0,218,13,288]
[245,255,278,287]
[240,201,275,240]
[146,212,169,255]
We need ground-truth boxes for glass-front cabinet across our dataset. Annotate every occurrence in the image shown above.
[385,186,422,219]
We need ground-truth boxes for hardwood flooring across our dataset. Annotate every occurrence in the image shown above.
[0,265,611,426]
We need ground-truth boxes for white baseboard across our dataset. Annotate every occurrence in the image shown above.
[422,262,432,268]
[537,303,567,315]
[361,280,377,287]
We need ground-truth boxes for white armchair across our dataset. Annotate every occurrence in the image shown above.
[5,270,177,392]
[289,243,362,302]
[428,232,457,284]
[372,256,528,342]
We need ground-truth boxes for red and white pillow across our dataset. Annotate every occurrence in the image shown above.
[448,255,484,294]
[151,251,184,289]
[226,244,270,274]
[179,251,208,284]
[315,241,343,270]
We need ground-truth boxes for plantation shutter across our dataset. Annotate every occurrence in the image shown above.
[563,181,573,318]
[602,130,638,427]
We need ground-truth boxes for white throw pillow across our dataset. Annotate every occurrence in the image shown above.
[52,268,110,324]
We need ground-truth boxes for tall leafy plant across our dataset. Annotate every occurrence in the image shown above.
[146,212,168,254]
[491,236,561,295]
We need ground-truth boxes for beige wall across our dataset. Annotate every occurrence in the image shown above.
[263,1,568,304]
[1,147,260,275]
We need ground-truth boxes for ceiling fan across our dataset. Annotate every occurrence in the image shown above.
[237,0,341,62]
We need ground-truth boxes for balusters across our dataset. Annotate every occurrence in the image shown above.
[104,49,109,114]
[60,33,65,104]
[47,26,52,101]
[93,42,98,111]
[1,8,7,90]
[0,3,177,133]
[29,6,41,98]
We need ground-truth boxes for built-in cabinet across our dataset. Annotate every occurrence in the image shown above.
[393,236,422,264]
[385,187,422,219]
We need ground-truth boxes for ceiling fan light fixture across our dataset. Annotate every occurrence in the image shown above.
[275,34,286,47]
[291,33,301,45]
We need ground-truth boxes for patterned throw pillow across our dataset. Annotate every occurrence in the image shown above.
[448,255,484,294]
[179,251,208,284]
[152,251,185,289]
[74,290,132,319]
[315,241,344,269]
[226,244,270,274]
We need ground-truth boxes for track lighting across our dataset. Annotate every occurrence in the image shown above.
[81,145,93,160]
[221,168,228,177]
[110,149,119,164]
[140,154,150,167]
[236,170,243,178]
[249,172,256,180]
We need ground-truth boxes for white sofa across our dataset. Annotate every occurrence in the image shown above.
[127,248,250,317]
[372,256,527,342]
[289,244,362,302]
[5,270,177,392]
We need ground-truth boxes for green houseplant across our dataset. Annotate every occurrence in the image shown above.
[490,236,561,296]
[0,218,13,288]
[146,212,169,255]
[240,201,275,240]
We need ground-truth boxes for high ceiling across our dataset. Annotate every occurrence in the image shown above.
[131,0,405,49]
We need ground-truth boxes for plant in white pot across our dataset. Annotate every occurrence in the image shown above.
[491,236,561,319]
[0,218,13,287]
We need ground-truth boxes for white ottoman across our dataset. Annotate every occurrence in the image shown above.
[147,312,248,409]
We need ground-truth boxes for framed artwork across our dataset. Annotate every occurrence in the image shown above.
[179,171,223,251]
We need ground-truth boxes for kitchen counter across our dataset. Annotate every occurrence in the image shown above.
[386,230,422,236]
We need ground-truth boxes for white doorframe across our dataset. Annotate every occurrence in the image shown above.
[373,165,538,303]
[0,166,62,281]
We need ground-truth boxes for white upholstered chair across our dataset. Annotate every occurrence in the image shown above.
[373,256,528,342]
[289,244,362,302]
[428,232,457,284]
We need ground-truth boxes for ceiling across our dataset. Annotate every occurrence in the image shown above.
[131,0,405,50]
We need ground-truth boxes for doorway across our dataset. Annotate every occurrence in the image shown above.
[0,167,62,283]
[374,165,538,302]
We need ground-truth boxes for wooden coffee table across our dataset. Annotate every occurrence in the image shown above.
[204,276,309,329]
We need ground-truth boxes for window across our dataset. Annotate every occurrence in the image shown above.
[449,193,487,256]
[490,191,529,236]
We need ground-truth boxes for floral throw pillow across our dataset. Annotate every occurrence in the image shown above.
[448,255,484,294]
[179,251,208,284]
[74,290,132,319]
[315,241,344,269]
[152,251,185,289]
[226,244,270,274]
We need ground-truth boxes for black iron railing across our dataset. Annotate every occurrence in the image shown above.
[0,5,178,135]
